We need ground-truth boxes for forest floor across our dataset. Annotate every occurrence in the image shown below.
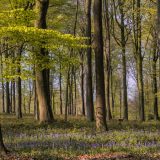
[1,114,160,160]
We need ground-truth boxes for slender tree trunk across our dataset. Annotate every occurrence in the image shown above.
[85,0,94,121]
[110,67,115,116]
[1,81,5,113]
[118,0,128,120]
[16,46,23,119]
[152,36,158,120]
[74,72,77,115]
[35,0,53,123]
[5,81,10,114]
[137,0,145,121]
[23,82,26,114]
[157,0,160,103]
[12,80,16,113]
[28,79,32,114]
[94,0,107,131]
[5,45,10,114]
[10,82,12,112]
[104,0,112,120]
[119,81,122,119]
[132,0,145,121]
[34,84,39,120]
[80,53,85,116]
[59,63,63,115]
[65,69,70,121]
[0,51,5,113]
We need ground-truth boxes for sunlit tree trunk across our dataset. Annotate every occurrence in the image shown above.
[35,0,54,123]
[94,0,108,131]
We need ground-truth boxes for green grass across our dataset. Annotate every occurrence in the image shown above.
[1,114,160,159]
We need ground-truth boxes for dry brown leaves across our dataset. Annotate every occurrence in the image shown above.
[0,153,35,160]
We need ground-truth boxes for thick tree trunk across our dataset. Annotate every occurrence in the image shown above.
[35,0,53,123]
[94,0,108,131]
[85,0,94,121]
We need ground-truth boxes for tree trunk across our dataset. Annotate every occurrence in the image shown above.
[137,0,145,121]
[104,0,112,120]
[74,72,77,115]
[94,0,108,131]
[16,46,23,119]
[35,0,53,123]
[5,81,10,114]
[118,0,128,120]
[152,36,158,120]
[12,80,16,113]
[136,56,145,121]
[10,82,12,112]
[59,63,63,115]
[80,53,85,116]
[132,0,145,121]
[0,124,8,154]
[0,51,5,113]
[85,0,94,121]
[65,69,70,121]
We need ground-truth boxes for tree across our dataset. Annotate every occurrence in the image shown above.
[132,0,145,121]
[0,124,8,155]
[16,45,23,119]
[35,0,54,123]
[111,0,129,120]
[85,0,94,121]
[93,0,108,131]
[103,0,112,120]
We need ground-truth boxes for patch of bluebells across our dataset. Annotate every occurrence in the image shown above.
[5,130,160,153]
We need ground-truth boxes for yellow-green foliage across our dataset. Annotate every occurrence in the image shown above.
[0,0,87,80]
